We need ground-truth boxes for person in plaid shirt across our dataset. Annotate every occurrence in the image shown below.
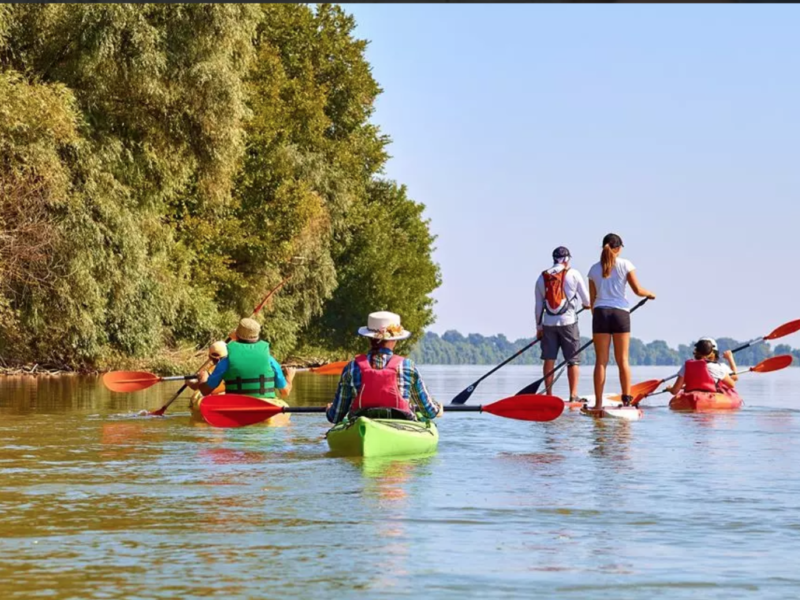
[326,311,443,424]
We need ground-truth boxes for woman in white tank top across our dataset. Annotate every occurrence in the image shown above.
[587,233,656,409]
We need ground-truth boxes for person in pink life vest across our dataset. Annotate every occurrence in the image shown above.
[666,338,738,395]
[534,246,591,402]
[326,311,443,424]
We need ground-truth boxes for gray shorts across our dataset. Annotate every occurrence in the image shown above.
[540,323,582,365]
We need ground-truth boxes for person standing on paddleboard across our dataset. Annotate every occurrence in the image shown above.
[326,311,443,424]
[534,246,591,402]
[588,234,656,409]
[188,318,295,400]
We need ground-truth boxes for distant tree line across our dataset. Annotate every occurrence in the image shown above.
[410,331,800,366]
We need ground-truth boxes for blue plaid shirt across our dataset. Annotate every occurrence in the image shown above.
[326,348,440,423]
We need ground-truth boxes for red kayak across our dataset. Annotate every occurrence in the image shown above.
[669,387,743,412]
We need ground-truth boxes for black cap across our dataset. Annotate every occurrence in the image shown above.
[602,233,623,249]
[552,246,571,260]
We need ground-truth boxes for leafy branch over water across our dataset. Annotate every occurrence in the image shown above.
[0,4,440,371]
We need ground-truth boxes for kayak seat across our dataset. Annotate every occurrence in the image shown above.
[349,407,417,421]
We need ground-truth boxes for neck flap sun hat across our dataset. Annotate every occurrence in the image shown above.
[358,311,412,341]
[235,318,261,342]
[208,341,228,360]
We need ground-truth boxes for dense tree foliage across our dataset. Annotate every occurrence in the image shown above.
[0,4,440,370]
[410,331,798,367]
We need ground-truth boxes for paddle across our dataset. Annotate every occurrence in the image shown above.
[199,393,565,428]
[148,272,296,416]
[630,318,800,406]
[450,307,587,405]
[104,361,349,393]
[633,355,794,403]
[515,298,651,396]
[731,319,800,353]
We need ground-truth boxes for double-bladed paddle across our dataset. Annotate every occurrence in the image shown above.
[147,272,296,416]
[103,362,349,393]
[631,354,794,404]
[515,298,651,397]
[630,318,800,406]
[199,394,565,429]
[450,308,586,405]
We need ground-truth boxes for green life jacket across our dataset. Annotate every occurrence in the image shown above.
[223,340,276,399]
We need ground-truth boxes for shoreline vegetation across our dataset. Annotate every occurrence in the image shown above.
[409,331,800,367]
[0,5,440,374]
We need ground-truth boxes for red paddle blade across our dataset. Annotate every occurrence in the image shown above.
[766,319,800,340]
[482,395,564,422]
[199,394,284,428]
[308,361,348,375]
[103,371,160,392]
[752,354,793,373]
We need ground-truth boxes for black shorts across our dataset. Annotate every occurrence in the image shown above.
[540,323,582,365]
[592,307,631,335]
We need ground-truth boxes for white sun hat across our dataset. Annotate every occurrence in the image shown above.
[698,337,718,351]
[357,311,412,341]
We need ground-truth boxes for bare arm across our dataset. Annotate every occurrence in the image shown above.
[589,279,597,312]
[720,374,736,389]
[723,350,739,382]
[667,375,685,396]
[627,271,656,300]
[574,272,592,309]
[278,367,296,398]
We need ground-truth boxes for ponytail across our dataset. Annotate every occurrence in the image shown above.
[601,244,616,278]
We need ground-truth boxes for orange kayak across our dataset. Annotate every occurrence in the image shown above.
[669,387,743,412]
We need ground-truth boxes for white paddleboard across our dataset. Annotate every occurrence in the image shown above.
[580,405,643,421]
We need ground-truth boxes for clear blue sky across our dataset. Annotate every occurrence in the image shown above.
[349,5,800,346]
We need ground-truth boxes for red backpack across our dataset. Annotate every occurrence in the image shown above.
[542,268,573,316]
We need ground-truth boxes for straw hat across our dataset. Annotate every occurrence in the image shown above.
[208,341,228,360]
[235,318,261,342]
[357,311,411,341]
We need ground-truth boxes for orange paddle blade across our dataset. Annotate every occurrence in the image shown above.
[751,355,793,373]
[631,379,662,397]
[481,395,564,422]
[766,319,800,341]
[103,371,161,392]
[199,394,284,428]
[307,360,348,375]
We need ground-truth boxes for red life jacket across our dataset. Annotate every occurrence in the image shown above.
[542,267,573,316]
[352,354,412,414]
[683,359,718,393]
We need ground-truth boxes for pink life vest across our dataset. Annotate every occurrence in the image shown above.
[352,354,412,414]
[683,359,718,393]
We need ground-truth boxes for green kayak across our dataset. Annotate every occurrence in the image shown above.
[326,417,439,458]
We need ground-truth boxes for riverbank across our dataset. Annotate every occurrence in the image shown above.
[0,347,347,377]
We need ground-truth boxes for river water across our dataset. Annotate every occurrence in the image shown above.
[2,365,800,599]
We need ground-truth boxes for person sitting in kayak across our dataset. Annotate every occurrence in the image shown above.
[326,311,443,424]
[666,338,737,396]
[188,318,295,400]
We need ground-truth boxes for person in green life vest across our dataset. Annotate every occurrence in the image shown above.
[188,318,295,400]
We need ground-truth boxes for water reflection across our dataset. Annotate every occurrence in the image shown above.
[588,419,633,462]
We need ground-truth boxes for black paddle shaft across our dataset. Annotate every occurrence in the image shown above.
[450,307,587,405]
[515,298,650,396]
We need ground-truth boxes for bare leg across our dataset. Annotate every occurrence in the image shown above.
[593,333,611,408]
[613,332,631,396]
[544,359,556,395]
[567,364,579,399]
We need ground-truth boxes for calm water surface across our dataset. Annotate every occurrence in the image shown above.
[2,365,800,599]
